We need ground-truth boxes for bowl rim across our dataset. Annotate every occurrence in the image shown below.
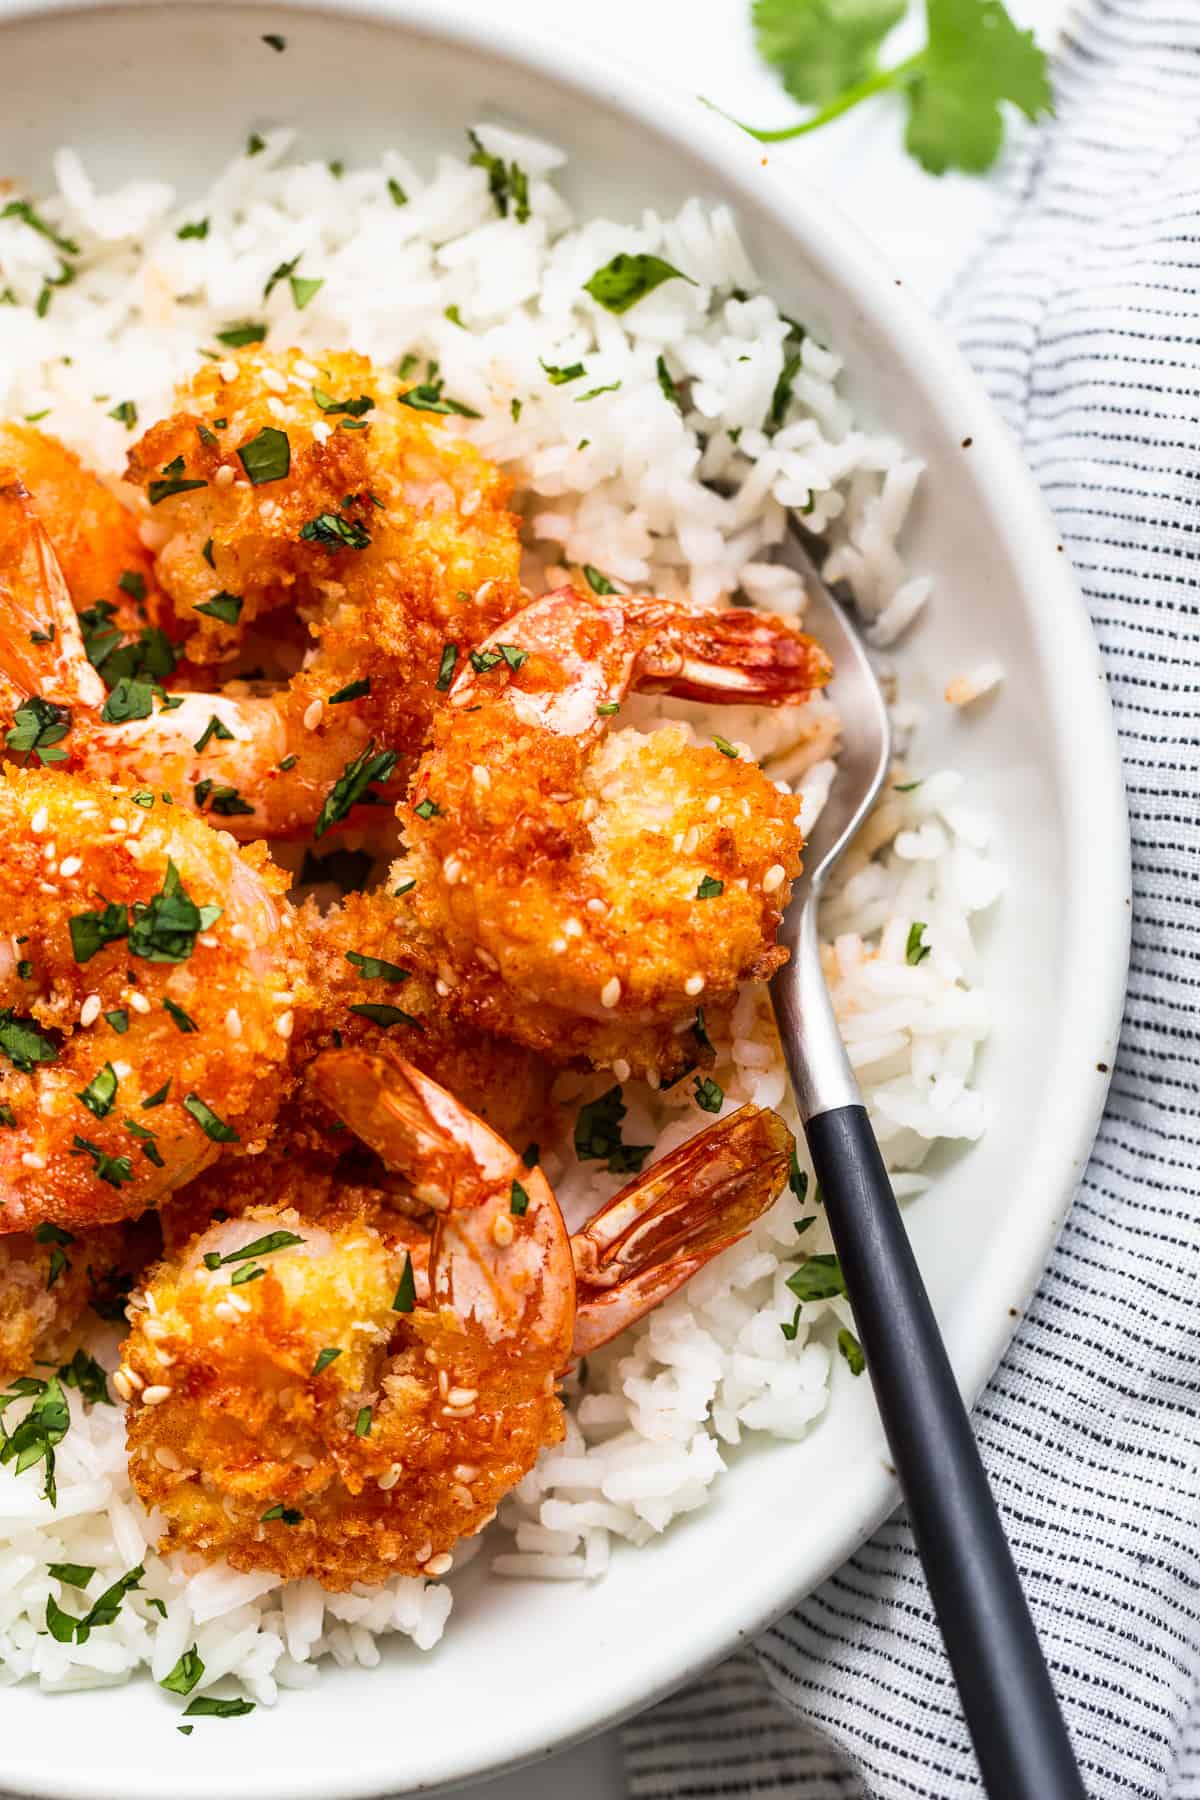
[0,0,1132,1794]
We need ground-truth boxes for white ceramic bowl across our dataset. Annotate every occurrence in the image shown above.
[0,4,1130,1796]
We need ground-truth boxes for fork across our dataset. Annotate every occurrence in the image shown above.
[769,533,1089,1800]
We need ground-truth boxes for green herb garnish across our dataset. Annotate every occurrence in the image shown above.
[583,253,694,314]
[183,1093,239,1144]
[237,426,290,484]
[735,0,1053,177]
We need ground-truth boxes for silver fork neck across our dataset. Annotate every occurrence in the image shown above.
[770,883,862,1123]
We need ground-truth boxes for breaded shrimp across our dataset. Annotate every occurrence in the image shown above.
[124,1050,792,1588]
[0,1215,159,1385]
[399,585,832,1077]
[0,766,301,1233]
[294,888,552,1150]
[0,389,515,838]
[127,349,521,672]
[0,422,163,642]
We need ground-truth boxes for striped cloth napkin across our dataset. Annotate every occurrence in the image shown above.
[623,2,1200,1794]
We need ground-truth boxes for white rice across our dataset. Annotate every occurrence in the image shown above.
[0,127,999,1700]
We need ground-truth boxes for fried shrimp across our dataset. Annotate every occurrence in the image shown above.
[0,766,300,1233]
[0,1215,159,1386]
[296,888,552,1150]
[126,348,521,671]
[0,355,524,838]
[398,585,832,1077]
[0,422,163,642]
[124,1050,793,1588]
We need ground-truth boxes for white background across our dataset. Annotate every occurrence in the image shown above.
[446,1,1073,1793]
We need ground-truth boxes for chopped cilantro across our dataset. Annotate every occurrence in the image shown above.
[574,1086,651,1175]
[77,1063,118,1120]
[311,1347,343,1377]
[193,592,243,625]
[786,1253,847,1304]
[161,1646,206,1696]
[6,696,71,765]
[583,253,694,314]
[183,1093,239,1143]
[0,1011,58,1071]
[237,426,290,484]
[299,510,371,552]
[435,643,459,691]
[348,1003,423,1031]
[214,321,266,348]
[540,358,586,386]
[345,951,409,983]
[177,218,209,240]
[392,1254,416,1314]
[693,1075,723,1113]
[582,564,617,595]
[837,1327,865,1375]
[108,399,138,428]
[510,1179,530,1216]
[906,921,931,965]
[314,741,398,838]
[697,875,724,899]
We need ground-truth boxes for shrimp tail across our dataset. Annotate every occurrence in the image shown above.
[309,1047,576,1363]
[570,1102,794,1355]
[629,598,833,706]
[0,478,105,719]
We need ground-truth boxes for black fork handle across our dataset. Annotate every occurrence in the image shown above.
[806,1105,1089,1800]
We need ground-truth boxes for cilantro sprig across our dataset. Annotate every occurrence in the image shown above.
[727,0,1052,176]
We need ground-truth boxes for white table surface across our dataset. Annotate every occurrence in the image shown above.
[455,0,1073,1793]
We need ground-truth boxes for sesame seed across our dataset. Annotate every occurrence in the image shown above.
[214,463,236,488]
[564,918,583,939]
[59,854,82,878]
[646,1070,662,1091]
[471,765,490,790]
[225,1007,242,1038]
[437,1368,449,1397]
[155,1446,182,1470]
[705,795,721,814]
[762,863,786,893]
[108,817,127,833]
[198,934,220,949]
[453,1463,479,1481]
[435,978,450,997]
[586,897,607,916]
[476,946,499,972]
[142,1318,168,1341]
[120,1365,144,1392]
[447,1386,477,1406]
[213,1301,237,1322]
[492,1213,515,1248]
[141,1385,171,1406]
[378,1465,401,1491]
[111,1369,133,1402]
[229,922,250,945]
[682,826,700,856]
[474,578,494,603]
[112,1060,132,1079]
[261,365,287,394]
[294,359,319,381]
[227,1292,252,1315]
[580,797,598,823]
[549,938,567,955]
[424,1553,454,1577]
[684,974,705,997]
[267,395,287,421]
[451,1483,474,1508]
[612,1058,631,1082]
[20,1152,45,1170]
[79,995,102,1027]
[312,419,332,444]
[129,992,152,1015]
[461,490,481,519]
[600,976,621,1009]
[303,698,324,731]
[414,1541,433,1564]
[30,806,49,835]
[443,856,463,885]
[276,1010,294,1040]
